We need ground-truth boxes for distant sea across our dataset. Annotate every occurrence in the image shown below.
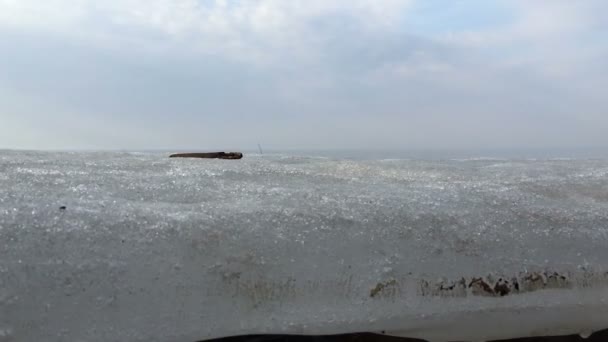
[123,147,608,161]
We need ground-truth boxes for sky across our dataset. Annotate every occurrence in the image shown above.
[0,0,606,151]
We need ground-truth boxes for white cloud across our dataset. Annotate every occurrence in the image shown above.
[438,0,605,47]
[0,0,606,150]
[433,0,607,90]
[0,0,413,63]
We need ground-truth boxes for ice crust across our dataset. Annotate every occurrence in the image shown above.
[1,151,608,342]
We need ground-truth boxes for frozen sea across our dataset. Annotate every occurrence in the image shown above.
[1,150,608,342]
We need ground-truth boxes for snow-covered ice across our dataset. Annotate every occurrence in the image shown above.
[1,151,608,341]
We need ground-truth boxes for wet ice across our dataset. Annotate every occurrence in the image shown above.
[1,151,608,341]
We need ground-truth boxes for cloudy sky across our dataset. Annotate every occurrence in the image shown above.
[0,0,606,151]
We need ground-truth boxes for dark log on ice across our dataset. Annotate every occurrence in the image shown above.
[169,152,243,160]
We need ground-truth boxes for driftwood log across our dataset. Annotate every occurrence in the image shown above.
[169,152,243,160]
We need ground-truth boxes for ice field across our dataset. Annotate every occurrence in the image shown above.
[1,151,608,341]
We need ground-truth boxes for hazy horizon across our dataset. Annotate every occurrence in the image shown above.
[3,147,608,161]
[1,0,607,151]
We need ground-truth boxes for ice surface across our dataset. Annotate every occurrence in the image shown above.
[1,151,608,342]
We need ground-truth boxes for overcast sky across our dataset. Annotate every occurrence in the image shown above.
[0,0,606,150]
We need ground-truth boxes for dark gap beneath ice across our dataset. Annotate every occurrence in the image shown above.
[201,329,608,342]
